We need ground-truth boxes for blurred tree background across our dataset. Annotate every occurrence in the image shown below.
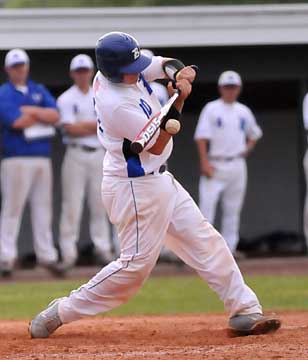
[3,0,308,8]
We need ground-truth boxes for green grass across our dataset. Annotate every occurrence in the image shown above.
[0,275,307,320]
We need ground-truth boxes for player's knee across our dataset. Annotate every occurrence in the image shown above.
[122,254,156,282]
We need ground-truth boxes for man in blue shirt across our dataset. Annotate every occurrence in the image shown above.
[0,48,59,277]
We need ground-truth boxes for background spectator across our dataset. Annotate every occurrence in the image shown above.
[0,48,59,277]
[57,54,112,272]
[194,71,263,258]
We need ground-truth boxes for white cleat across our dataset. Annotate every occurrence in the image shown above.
[29,298,63,338]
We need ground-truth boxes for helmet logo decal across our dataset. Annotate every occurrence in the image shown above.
[132,47,140,60]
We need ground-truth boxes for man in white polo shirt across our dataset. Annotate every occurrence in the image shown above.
[194,71,262,256]
[57,54,112,271]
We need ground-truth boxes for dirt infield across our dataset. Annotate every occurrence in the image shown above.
[1,312,308,360]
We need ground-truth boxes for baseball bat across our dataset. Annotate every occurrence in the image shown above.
[130,90,180,154]
[130,65,198,154]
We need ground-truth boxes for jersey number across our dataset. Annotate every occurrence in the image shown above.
[139,99,152,119]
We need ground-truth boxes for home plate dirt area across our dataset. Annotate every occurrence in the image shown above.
[1,312,308,360]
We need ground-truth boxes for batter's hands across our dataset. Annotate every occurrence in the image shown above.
[168,79,192,101]
[176,66,196,84]
[168,79,192,112]
[201,161,215,178]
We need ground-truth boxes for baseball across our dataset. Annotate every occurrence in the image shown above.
[165,119,181,135]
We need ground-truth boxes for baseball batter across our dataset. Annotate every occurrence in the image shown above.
[30,32,280,338]
[194,71,262,256]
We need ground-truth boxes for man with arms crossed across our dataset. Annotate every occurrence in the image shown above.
[0,49,59,276]
[57,54,112,272]
[30,33,280,337]
[194,71,262,257]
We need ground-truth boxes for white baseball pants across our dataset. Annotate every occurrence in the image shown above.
[59,146,111,264]
[199,158,247,253]
[0,157,58,267]
[58,172,261,323]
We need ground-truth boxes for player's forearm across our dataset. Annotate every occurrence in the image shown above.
[173,98,185,113]
[149,98,183,155]
[148,129,172,155]
[12,114,37,129]
[37,108,59,124]
[245,138,258,155]
[63,122,97,137]
[21,106,59,124]
[196,139,210,164]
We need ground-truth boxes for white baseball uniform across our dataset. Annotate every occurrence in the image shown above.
[57,56,262,323]
[150,81,169,106]
[194,98,262,253]
[57,85,111,265]
[302,94,308,248]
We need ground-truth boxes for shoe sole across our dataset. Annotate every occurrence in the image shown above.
[228,317,281,337]
[28,321,34,338]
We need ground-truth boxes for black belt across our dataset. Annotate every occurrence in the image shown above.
[209,156,242,162]
[149,165,166,175]
[69,144,99,152]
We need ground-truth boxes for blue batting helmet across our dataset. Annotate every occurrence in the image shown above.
[95,32,152,83]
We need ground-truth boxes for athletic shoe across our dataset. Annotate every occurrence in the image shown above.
[1,269,13,278]
[229,313,281,336]
[232,250,246,261]
[54,260,75,274]
[29,298,63,338]
[40,261,66,278]
[0,261,14,278]
[96,250,115,266]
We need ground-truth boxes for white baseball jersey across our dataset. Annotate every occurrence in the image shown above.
[93,56,172,178]
[57,85,100,148]
[194,99,262,158]
[150,81,169,106]
[303,93,308,131]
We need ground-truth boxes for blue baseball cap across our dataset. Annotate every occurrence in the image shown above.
[96,32,152,83]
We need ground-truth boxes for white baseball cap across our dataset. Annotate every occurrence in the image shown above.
[5,49,29,68]
[218,71,242,87]
[141,49,154,59]
[70,54,94,71]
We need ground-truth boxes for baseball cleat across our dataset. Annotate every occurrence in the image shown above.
[29,298,63,338]
[40,261,66,278]
[0,261,14,278]
[228,313,281,337]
